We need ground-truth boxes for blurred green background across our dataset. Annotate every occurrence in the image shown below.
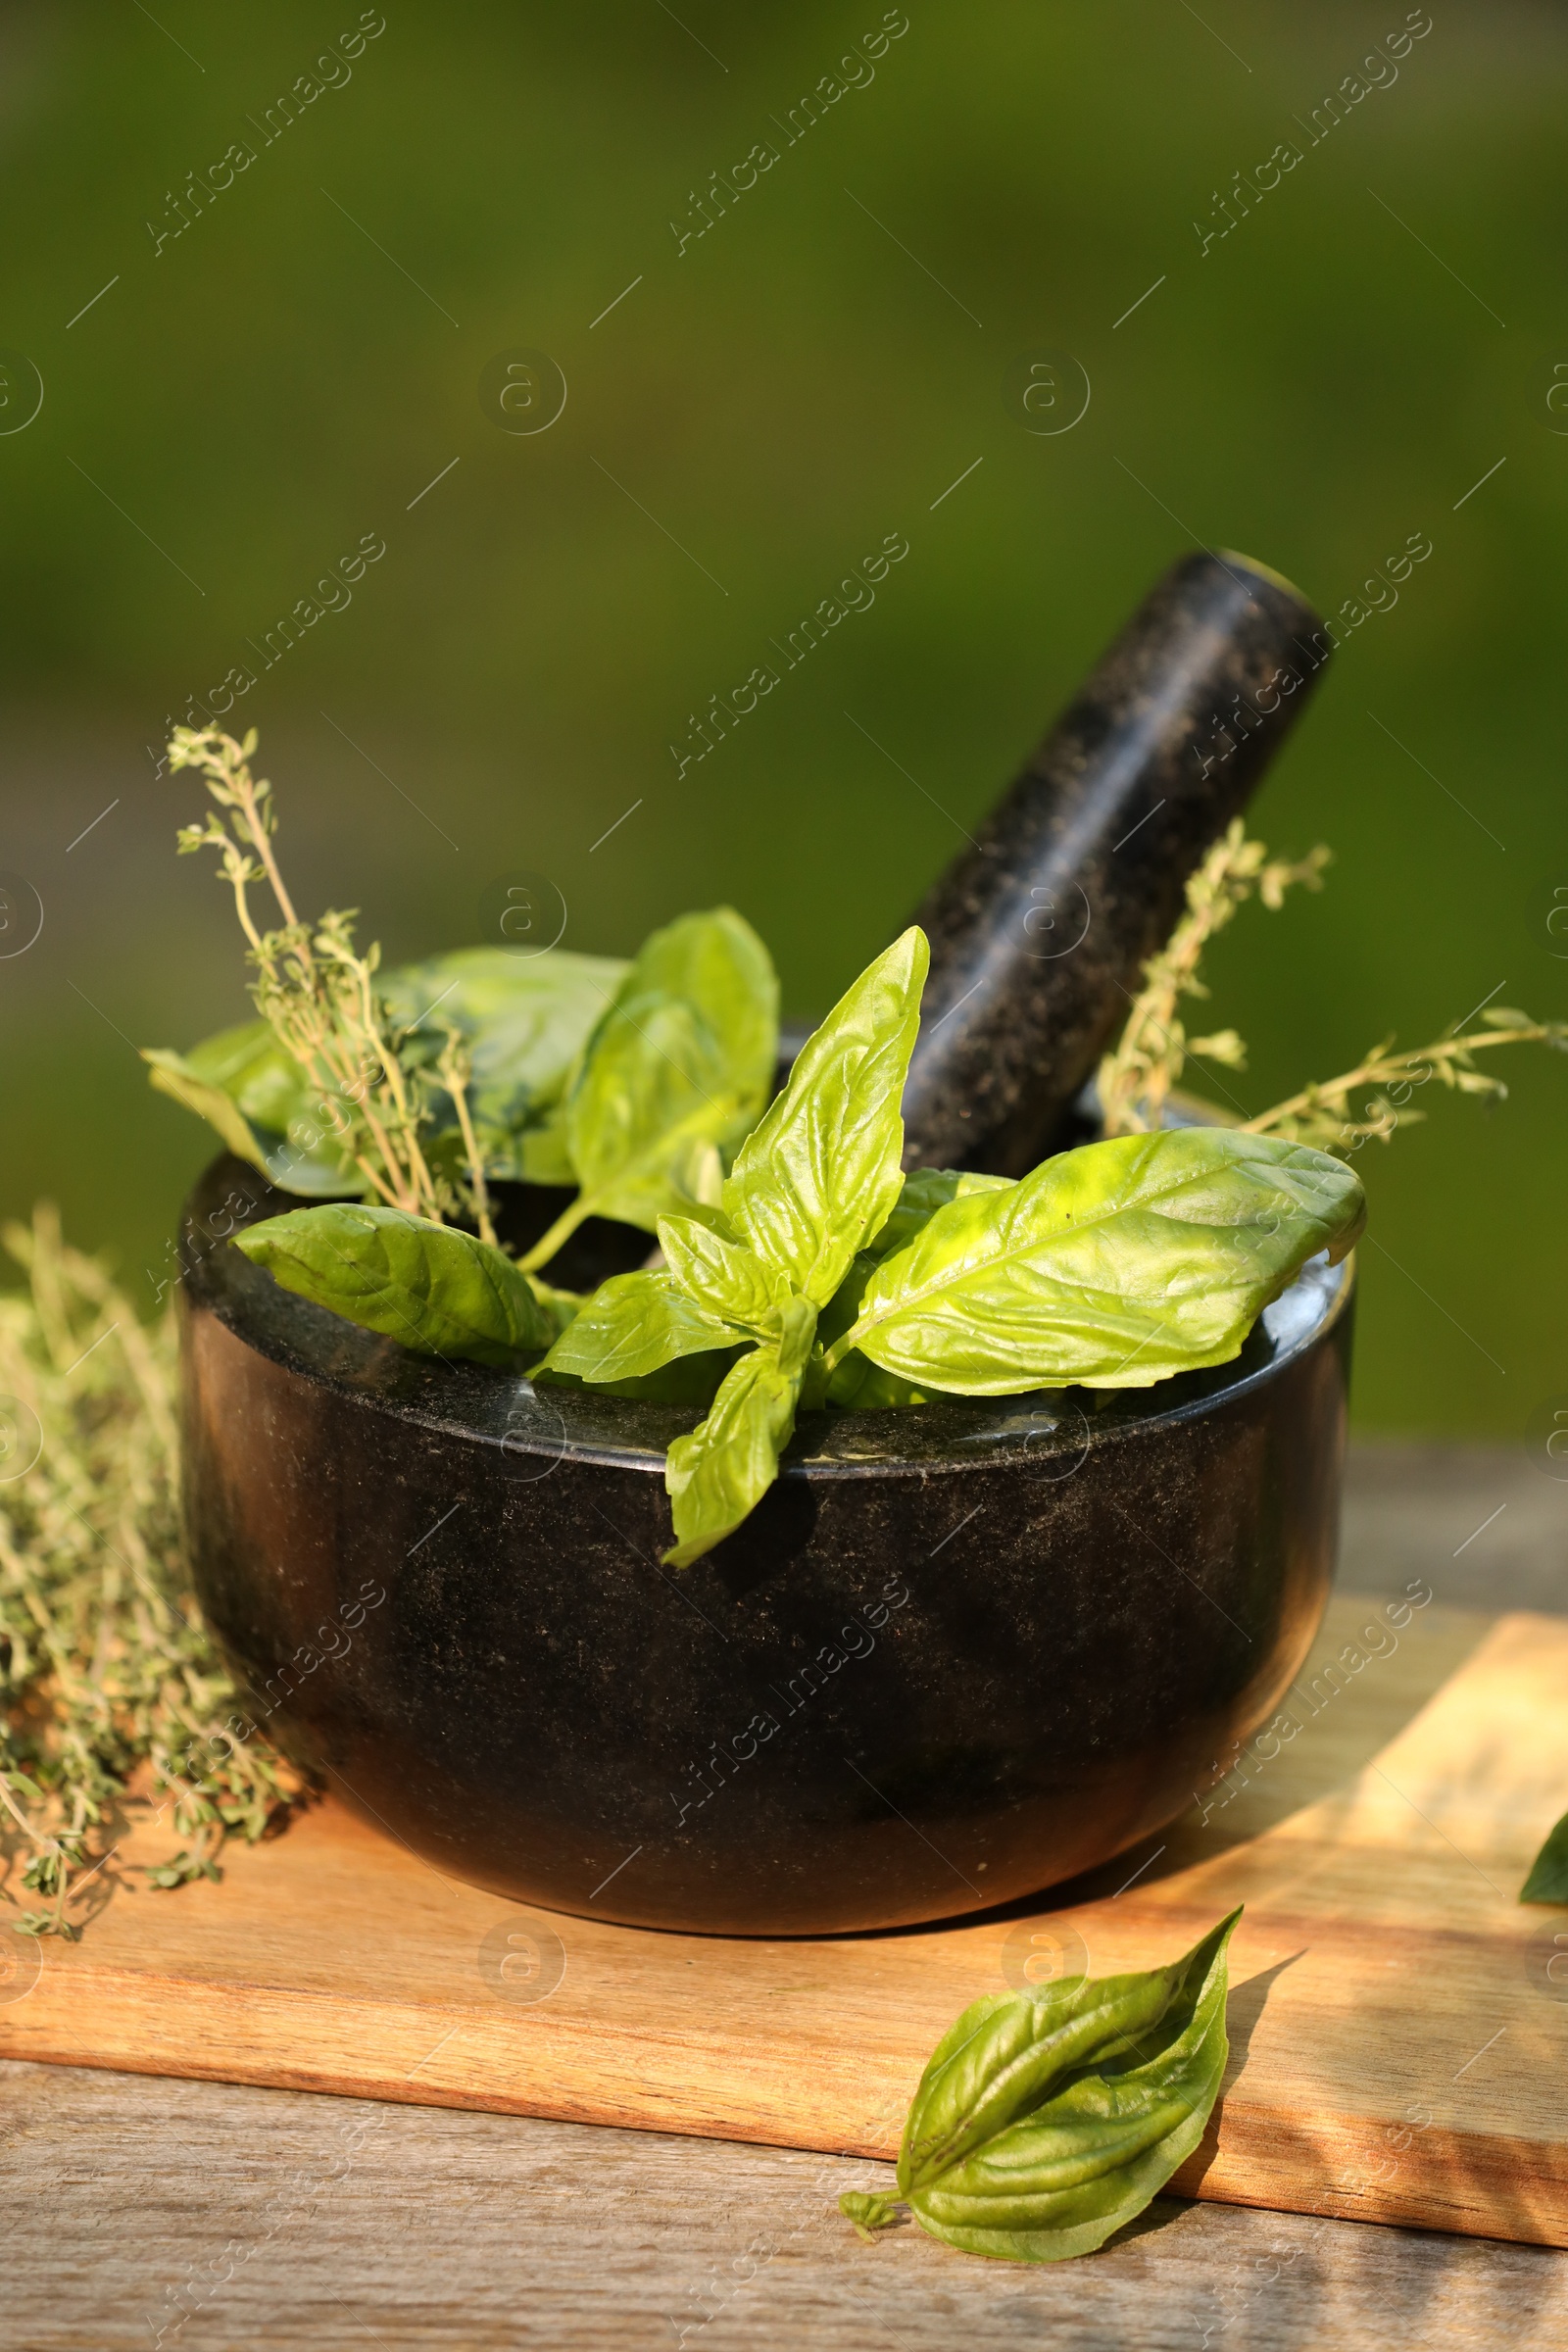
[0,0,1563,1432]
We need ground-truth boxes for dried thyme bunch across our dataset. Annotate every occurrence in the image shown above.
[0,1207,305,1938]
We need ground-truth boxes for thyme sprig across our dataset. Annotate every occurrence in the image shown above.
[1099,821,1567,1154]
[169,724,490,1229]
[0,1207,306,1938]
[1246,1008,1568,1151]
[1098,819,1331,1137]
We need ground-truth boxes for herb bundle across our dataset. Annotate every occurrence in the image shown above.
[0,1208,303,1939]
[143,727,1565,1566]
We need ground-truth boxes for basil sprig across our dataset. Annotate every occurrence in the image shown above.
[841,1909,1241,2263]
[546,928,1361,1561]
[539,928,930,1565]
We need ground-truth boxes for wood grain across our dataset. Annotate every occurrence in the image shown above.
[5,1594,1567,2251]
[6,2058,1566,2352]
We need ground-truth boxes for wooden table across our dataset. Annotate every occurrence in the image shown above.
[7,1443,1568,2351]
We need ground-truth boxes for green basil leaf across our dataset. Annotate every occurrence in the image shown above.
[865,1167,1014,1262]
[511,1114,576,1188]
[844,1909,1240,2263]
[721,927,929,1305]
[1522,1809,1568,1903]
[657,1213,786,1329]
[839,1129,1365,1395]
[559,907,778,1235]
[663,1339,807,1568]
[142,1029,363,1197]
[381,945,628,1172]
[234,1203,553,1366]
[538,1268,746,1386]
[540,1348,747,1406]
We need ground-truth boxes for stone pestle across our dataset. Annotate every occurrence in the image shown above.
[899,548,1332,1175]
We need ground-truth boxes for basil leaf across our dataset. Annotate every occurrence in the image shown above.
[541,1349,747,1406]
[657,1213,786,1330]
[521,909,776,1263]
[842,1909,1240,2262]
[865,1167,1014,1262]
[662,1315,813,1567]
[722,927,929,1306]
[143,1028,362,1197]
[513,1114,576,1188]
[837,1129,1365,1395]
[234,1203,553,1366]
[1522,1810,1568,1904]
[381,945,628,1175]
[537,1268,746,1386]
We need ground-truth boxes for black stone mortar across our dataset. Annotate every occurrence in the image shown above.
[177,550,1348,1936]
[179,1156,1352,1936]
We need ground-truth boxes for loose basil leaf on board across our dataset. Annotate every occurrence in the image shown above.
[521,908,778,1268]
[143,1027,362,1197]
[721,927,929,1307]
[864,1167,1014,1262]
[537,1269,747,1387]
[662,1299,817,1568]
[380,946,628,1180]
[840,1909,1241,2263]
[235,1203,554,1366]
[1521,1810,1568,1903]
[833,1129,1365,1396]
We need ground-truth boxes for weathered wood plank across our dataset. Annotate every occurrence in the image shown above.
[4,2058,1565,2352]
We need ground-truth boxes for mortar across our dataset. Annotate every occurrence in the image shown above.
[178,551,1351,1935]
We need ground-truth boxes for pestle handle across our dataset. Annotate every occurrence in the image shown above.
[900,549,1331,1175]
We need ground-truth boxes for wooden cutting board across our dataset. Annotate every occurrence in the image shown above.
[5,1596,1568,2248]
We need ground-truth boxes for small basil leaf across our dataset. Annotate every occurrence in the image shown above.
[865,1167,1015,1261]
[657,1214,785,1330]
[870,1908,1240,2264]
[537,1269,746,1386]
[841,1129,1365,1395]
[559,907,779,1235]
[722,927,929,1305]
[1521,1809,1568,1903]
[235,1204,554,1366]
[663,1344,805,1567]
[765,1293,818,1380]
